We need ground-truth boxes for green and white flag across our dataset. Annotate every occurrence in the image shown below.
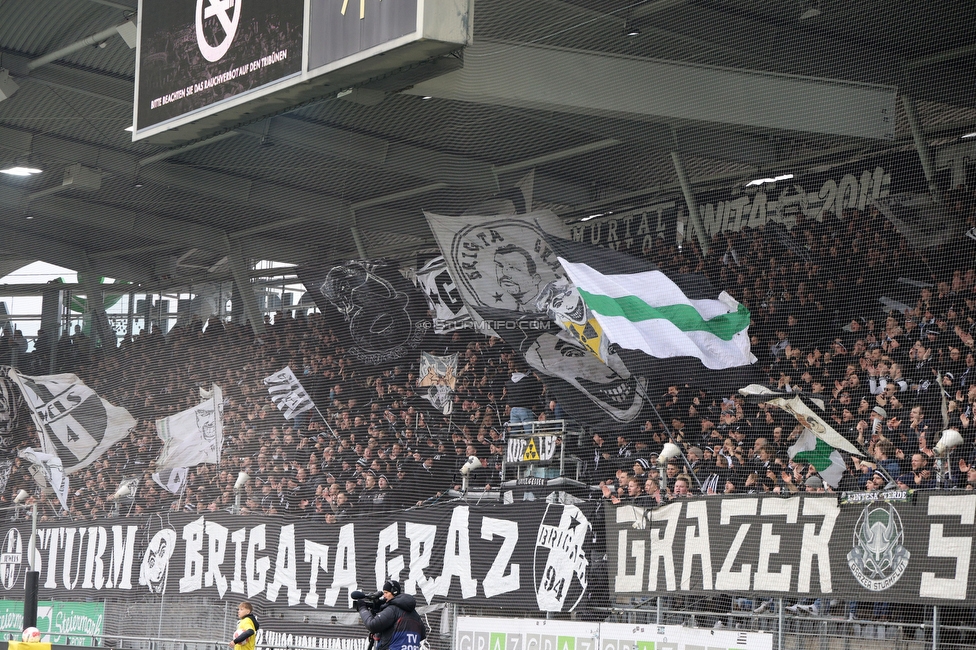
[788,428,847,488]
[739,384,862,456]
[548,237,755,370]
[740,383,862,488]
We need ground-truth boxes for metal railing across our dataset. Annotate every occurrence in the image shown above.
[9,596,976,650]
[499,418,585,483]
[590,600,976,650]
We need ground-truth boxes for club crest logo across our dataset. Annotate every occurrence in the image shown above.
[537,278,611,362]
[196,0,242,62]
[0,528,23,590]
[533,504,590,612]
[847,503,910,591]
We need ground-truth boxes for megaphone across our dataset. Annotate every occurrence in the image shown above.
[658,442,682,466]
[460,456,482,476]
[934,429,964,456]
[111,484,131,500]
[234,471,250,491]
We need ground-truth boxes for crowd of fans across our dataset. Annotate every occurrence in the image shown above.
[1,190,974,531]
[594,194,976,506]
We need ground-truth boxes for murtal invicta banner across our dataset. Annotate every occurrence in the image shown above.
[571,150,928,253]
[606,491,976,605]
[0,501,595,613]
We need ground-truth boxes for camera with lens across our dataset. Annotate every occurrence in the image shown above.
[351,589,384,613]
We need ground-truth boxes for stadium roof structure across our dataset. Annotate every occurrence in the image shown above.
[0,0,973,293]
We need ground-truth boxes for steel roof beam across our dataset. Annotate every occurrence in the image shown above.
[408,40,899,141]
[0,214,150,282]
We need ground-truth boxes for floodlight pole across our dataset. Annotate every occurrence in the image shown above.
[28,501,36,569]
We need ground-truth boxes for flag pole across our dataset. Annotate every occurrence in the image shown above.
[176,474,188,512]
[636,383,704,491]
[311,405,339,440]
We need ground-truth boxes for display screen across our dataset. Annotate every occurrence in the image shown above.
[135,0,304,131]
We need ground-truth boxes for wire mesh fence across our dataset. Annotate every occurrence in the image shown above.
[7,597,976,650]
[0,1,974,647]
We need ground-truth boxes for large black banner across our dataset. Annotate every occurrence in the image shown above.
[0,501,595,613]
[297,260,431,367]
[606,492,976,605]
[308,0,418,72]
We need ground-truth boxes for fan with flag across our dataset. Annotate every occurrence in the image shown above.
[738,384,865,488]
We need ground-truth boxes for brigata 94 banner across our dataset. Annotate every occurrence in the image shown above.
[606,492,976,605]
[0,501,595,613]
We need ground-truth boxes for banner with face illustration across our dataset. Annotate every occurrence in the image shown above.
[478,307,649,431]
[0,501,597,613]
[424,210,573,336]
[298,260,430,366]
[606,491,976,605]
[155,383,223,469]
[418,352,458,415]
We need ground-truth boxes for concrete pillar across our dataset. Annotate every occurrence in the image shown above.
[80,275,117,349]
[228,242,265,336]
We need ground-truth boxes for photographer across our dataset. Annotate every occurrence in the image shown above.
[356,580,426,650]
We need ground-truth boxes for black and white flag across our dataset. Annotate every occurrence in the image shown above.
[0,366,21,436]
[0,459,12,495]
[417,352,457,415]
[423,210,572,333]
[8,369,136,475]
[263,367,315,420]
[152,467,188,494]
[18,447,69,511]
[414,256,473,333]
[155,384,223,469]
[116,476,141,500]
[298,260,430,366]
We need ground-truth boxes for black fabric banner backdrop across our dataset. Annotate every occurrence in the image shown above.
[297,260,431,368]
[606,492,976,605]
[0,501,596,613]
